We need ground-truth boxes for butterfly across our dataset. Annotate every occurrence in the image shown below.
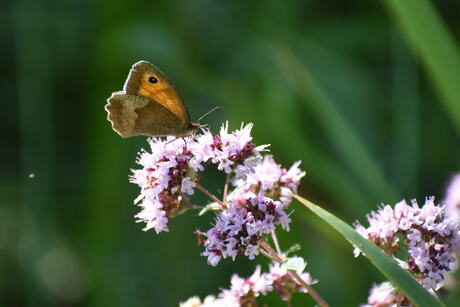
[105,61,200,138]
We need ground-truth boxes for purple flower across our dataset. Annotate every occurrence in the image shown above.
[129,122,275,235]
[130,137,199,233]
[267,262,316,301]
[200,196,291,266]
[361,282,403,307]
[180,263,317,306]
[443,174,460,222]
[354,197,460,290]
[191,122,269,178]
[231,155,306,205]
[179,295,222,307]
[218,263,315,306]
[219,266,272,306]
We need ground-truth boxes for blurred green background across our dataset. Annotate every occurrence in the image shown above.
[3,0,460,306]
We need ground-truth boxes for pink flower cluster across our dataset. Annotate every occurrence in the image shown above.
[179,263,316,307]
[190,122,269,178]
[200,155,305,266]
[130,122,267,234]
[443,174,460,222]
[231,155,305,205]
[130,137,197,233]
[200,197,291,266]
[354,197,460,290]
[130,122,305,265]
[360,282,407,307]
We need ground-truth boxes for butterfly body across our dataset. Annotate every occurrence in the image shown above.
[105,61,199,138]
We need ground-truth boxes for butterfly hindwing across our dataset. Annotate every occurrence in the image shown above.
[105,93,185,138]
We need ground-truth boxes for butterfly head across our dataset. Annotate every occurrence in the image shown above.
[173,122,200,138]
[190,106,223,133]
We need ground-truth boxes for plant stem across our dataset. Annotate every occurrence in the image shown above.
[259,241,330,307]
[196,183,225,207]
[288,270,330,307]
[183,204,221,210]
[257,246,278,262]
[396,292,403,307]
[271,229,282,255]
[260,241,284,262]
[223,173,231,206]
[182,195,221,210]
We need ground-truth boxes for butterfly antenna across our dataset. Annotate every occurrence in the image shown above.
[196,106,223,123]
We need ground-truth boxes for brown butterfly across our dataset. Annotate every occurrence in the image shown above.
[105,61,200,138]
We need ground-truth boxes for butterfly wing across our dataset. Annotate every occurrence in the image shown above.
[105,92,185,138]
[124,61,191,128]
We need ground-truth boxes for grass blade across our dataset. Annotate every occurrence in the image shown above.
[273,46,399,202]
[293,194,446,307]
[383,0,460,135]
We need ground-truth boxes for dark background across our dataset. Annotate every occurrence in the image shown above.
[2,0,460,306]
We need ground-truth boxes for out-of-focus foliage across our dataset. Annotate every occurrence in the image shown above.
[2,0,460,306]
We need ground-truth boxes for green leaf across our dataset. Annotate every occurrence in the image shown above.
[271,46,399,202]
[283,243,302,257]
[198,202,219,216]
[383,0,460,136]
[293,194,446,307]
[282,256,306,272]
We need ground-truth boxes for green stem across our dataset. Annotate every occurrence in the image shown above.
[259,241,330,307]
[196,183,225,207]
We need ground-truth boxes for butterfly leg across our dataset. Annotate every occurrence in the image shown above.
[165,137,180,145]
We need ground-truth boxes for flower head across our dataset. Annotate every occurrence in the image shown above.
[361,282,403,307]
[130,137,198,233]
[443,174,460,221]
[354,197,460,290]
[181,263,317,306]
[130,122,271,234]
[267,262,316,301]
[179,295,223,307]
[219,266,272,306]
[200,196,291,266]
[191,122,269,179]
[231,155,305,205]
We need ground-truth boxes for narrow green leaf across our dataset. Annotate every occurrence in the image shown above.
[272,46,399,202]
[383,0,460,136]
[198,202,219,216]
[389,32,419,194]
[284,243,302,257]
[293,194,446,307]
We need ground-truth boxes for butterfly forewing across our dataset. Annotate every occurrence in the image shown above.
[124,61,190,127]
